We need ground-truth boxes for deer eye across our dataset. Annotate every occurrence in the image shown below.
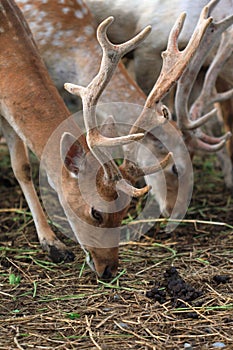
[172,164,178,176]
[91,207,103,224]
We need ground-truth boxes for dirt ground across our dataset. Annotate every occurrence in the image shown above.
[0,143,233,350]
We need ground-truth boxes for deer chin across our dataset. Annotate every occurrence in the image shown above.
[84,246,119,280]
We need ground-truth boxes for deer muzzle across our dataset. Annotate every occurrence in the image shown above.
[85,246,119,280]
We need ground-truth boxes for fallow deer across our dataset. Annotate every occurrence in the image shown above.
[1,0,224,278]
[16,0,232,222]
[1,0,175,279]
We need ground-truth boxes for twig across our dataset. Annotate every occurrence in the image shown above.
[96,313,117,329]
[0,208,32,215]
[114,321,158,347]
[85,315,102,350]
[174,299,215,323]
[12,326,25,350]
[127,218,233,229]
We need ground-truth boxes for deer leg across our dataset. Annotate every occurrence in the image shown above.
[1,117,75,263]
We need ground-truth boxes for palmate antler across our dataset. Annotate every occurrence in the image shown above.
[65,17,172,197]
[175,0,233,152]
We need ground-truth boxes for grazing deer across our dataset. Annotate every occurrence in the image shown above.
[17,0,232,223]
[1,0,225,278]
[0,0,175,279]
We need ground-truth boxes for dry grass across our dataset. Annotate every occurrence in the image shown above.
[0,145,233,350]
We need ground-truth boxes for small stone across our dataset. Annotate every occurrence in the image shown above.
[118,322,129,329]
[204,327,212,334]
[212,342,226,348]
[102,308,112,312]
[113,322,129,330]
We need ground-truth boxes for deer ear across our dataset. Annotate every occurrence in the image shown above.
[60,132,86,177]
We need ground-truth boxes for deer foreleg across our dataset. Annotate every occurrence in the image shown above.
[1,117,75,263]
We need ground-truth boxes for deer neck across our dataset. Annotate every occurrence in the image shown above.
[0,4,89,191]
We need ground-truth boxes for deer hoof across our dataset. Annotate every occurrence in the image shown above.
[48,245,75,263]
[41,239,75,263]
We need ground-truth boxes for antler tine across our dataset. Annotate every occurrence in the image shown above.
[121,152,173,179]
[176,10,233,132]
[189,27,233,125]
[116,152,173,199]
[195,135,231,152]
[137,151,173,177]
[147,5,212,106]
[116,180,151,198]
[97,16,152,59]
[197,129,232,145]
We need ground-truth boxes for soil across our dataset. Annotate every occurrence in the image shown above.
[0,144,233,350]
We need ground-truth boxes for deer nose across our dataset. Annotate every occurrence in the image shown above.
[100,265,113,280]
